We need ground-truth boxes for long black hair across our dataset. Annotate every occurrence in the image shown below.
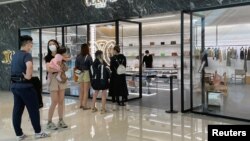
[44,39,60,62]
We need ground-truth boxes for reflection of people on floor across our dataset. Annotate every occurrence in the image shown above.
[108,111,128,141]
[90,115,109,141]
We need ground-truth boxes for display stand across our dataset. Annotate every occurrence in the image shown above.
[166,75,178,113]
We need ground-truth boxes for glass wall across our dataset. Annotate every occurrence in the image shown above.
[190,5,250,120]
[41,28,62,93]
[64,25,88,96]
[19,20,142,101]
[20,29,41,81]
[119,21,141,99]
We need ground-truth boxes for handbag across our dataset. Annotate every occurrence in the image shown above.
[73,68,79,82]
[57,72,67,83]
[115,56,126,75]
[75,55,88,82]
[172,52,178,56]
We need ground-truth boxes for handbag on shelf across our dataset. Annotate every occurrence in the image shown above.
[128,80,136,87]
[170,41,176,45]
[172,52,178,56]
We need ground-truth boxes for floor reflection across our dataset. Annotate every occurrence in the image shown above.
[0,91,247,141]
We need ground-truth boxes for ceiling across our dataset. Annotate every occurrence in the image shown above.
[131,5,250,27]
[198,5,250,26]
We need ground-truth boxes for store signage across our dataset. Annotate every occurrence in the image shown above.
[84,0,118,8]
[95,40,115,65]
[1,50,15,64]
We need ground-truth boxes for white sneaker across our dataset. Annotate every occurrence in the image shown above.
[58,119,68,128]
[47,121,58,130]
[35,131,50,139]
[17,134,27,141]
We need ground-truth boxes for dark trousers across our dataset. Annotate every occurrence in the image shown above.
[11,87,41,136]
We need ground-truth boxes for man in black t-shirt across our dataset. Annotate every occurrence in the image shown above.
[143,50,153,68]
[11,35,49,140]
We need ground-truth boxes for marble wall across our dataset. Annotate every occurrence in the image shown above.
[0,0,250,90]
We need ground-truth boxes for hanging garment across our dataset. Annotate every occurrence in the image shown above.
[194,48,200,59]
[240,49,244,60]
[208,49,213,58]
[218,49,222,62]
[214,48,219,60]
[231,48,236,59]
[247,48,250,60]
[245,48,248,72]
[244,57,247,72]
[226,49,231,66]
[202,53,208,67]
[223,49,227,60]
[235,48,238,59]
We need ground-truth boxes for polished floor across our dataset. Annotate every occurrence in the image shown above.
[0,91,248,141]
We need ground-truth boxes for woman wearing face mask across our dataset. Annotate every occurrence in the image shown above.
[44,39,68,130]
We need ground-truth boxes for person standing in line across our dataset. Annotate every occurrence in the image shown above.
[143,50,153,68]
[109,45,129,108]
[44,39,68,130]
[90,50,111,114]
[11,35,49,140]
[75,43,93,110]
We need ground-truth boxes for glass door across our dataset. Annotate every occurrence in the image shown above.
[20,29,41,82]
[181,12,204,112]
[181,12,192,112]
[118,20,142,99]
[191,14,205,112]
[63,25,88,96]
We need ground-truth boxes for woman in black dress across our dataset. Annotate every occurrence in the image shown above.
[109,45,129,107]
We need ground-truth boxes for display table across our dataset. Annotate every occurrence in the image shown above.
[125,68,179,94]
[206,91,224,107]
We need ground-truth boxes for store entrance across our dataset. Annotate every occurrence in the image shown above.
[89,20,142,101]
[127,13,184,110]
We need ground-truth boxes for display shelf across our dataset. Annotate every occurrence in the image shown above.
[65,43,84,45]
[123,44,181,49]
[126,55,181,58]
[121,33,187,38]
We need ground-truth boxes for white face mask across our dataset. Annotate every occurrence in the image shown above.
[49,45,57,52]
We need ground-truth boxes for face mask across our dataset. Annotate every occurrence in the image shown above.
[49,45,57,52]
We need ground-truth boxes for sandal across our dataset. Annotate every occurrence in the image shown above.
[82,106,91,110]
